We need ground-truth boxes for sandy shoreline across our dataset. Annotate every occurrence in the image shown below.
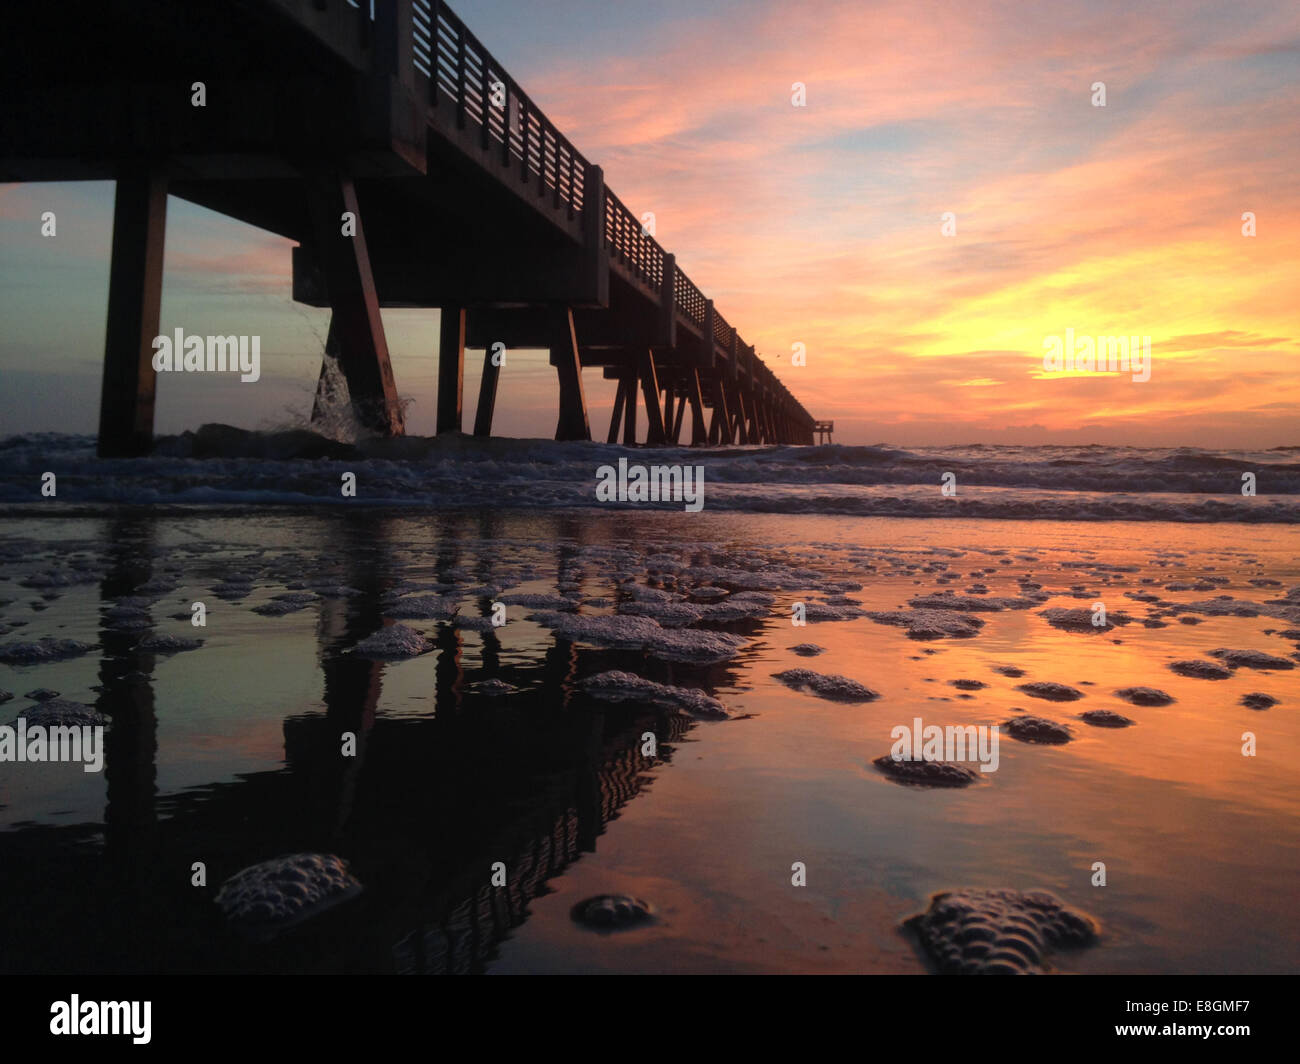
[1,510,1297,973]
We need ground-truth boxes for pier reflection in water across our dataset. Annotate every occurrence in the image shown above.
[0,511,746,974]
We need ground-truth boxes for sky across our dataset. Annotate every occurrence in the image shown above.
[1,0,1297,447]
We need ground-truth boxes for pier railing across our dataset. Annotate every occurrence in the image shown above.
[605,189,665,292]
[400,0,796,400]
[410,0,587,219]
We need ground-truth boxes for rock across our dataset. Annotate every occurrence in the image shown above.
[866,608,985,640]
[949,679,988,691]
[571,894,655,931]
[252,595,317,616]
[992,665,1026,678]
[905,888,1098,974]
[349,623,435,658]
[1241,693,1278,710]
[11,699,105,728]
[694,597,773,622]
[1039,607,1133,632]
[215,853,362,940]
[102,604,152,630]
[872,756,980,788]
[802,602,863,621]
[211,582,254,601]
[789,643,826,657]
[383,594,461,621]
[1015,681,1084,702]
[23,688,60,702]
[1080,710,1135,728]
[1115,686,1174,706]
[617,601,704,628]
[500,592,578,611]
[0,637,95,664]
[773,668,880,703]
[909,593,1037,612]
[1209,648,1295,670]
[1168,659,1233,680]
[532,612,748,665]
[1002,716,1072,744]
[137,634,204,653]
[580,670,730,719]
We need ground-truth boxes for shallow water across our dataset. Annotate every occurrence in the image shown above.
[0,509,1297,973]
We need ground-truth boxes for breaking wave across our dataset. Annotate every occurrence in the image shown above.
[0,428,1296,522]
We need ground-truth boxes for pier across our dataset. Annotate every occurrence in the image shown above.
[1,0,820,455]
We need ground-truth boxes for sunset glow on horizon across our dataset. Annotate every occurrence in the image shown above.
[525,0,1300,446]
[1,0,1296,446]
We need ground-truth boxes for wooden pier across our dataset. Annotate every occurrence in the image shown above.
[1,0,820,454]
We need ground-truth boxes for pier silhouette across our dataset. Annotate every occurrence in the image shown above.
[0,511,743,973]
[2,0,820,455]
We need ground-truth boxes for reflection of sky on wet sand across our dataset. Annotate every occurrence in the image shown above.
[0,511,1296,973]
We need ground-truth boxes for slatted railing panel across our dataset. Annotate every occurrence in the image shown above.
[411,0,586,218]
[404,2,784,388]
[713,308,732,348]
[674,267,706,325]
[604,191,665,291]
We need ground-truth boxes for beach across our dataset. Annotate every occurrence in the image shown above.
[1,438,1297,973]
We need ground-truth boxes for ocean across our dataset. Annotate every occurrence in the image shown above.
[2,430,1298,519]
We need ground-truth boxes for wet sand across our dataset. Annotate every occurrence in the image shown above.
[0,510,1296,973]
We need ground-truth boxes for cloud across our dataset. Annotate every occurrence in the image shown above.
[3,1,1298,445]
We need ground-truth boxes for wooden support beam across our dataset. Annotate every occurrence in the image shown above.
[701,300,716,370]
[607,376,628,444]
[98,165,168,458]
[687,370,708,446]
[305,173,405,437]
[582,164,610,307]
[670,390,686,443]
[663,388,676,441]
[437,305,465,434]
[639,350,668,445]
[659,253,677,347]
[552,306,591,441]
[622,370,638,445]
[710,378,731,444]
[732,383,750,444]
[473,342,500,437]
